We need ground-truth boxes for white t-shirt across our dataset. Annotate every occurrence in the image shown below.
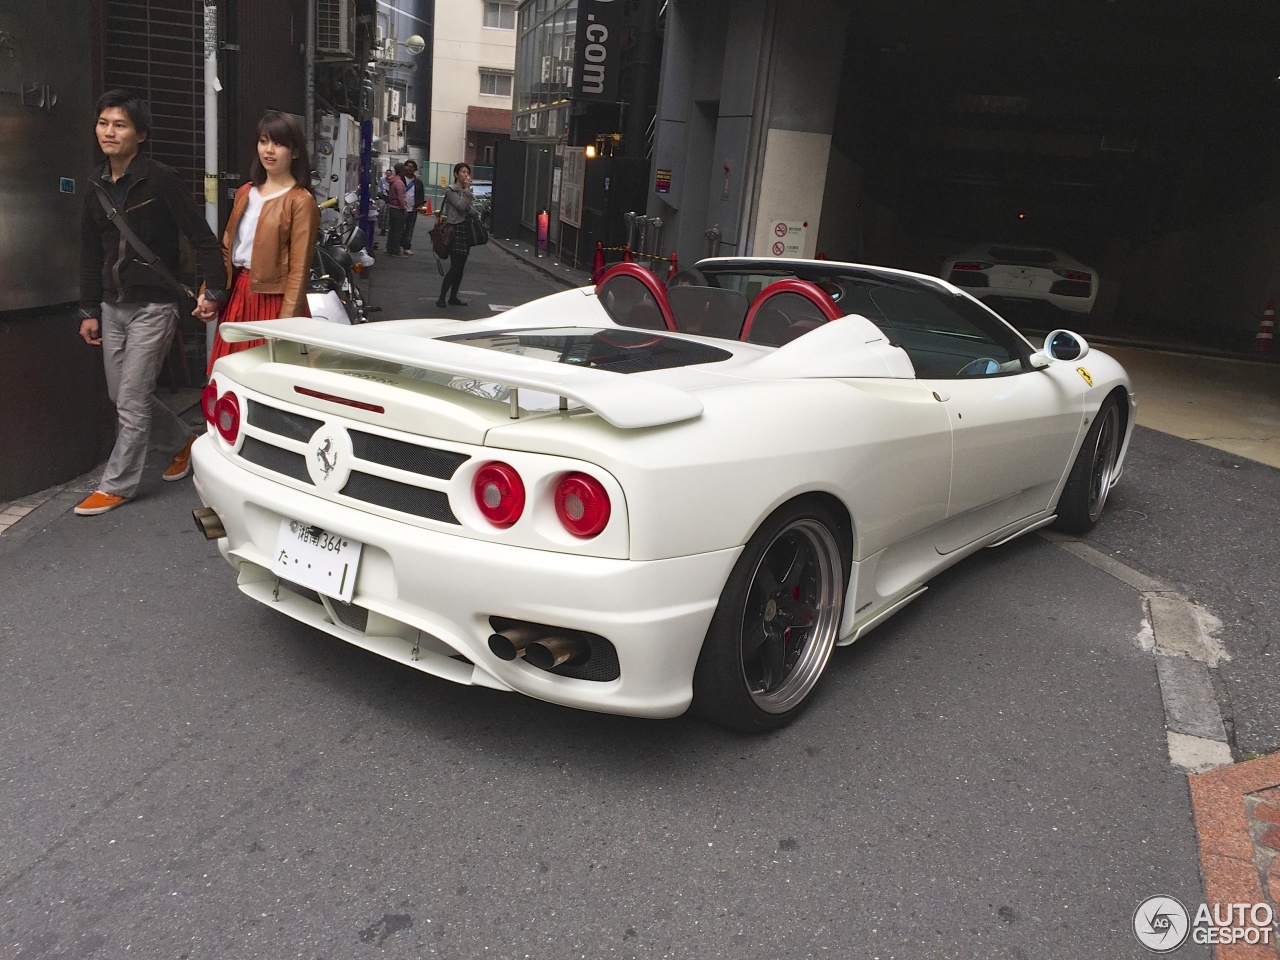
[231,185,291,269]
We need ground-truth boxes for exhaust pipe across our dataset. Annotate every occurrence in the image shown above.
[192,506,226,540]
[524,633,589,670]
[487,623,549,661]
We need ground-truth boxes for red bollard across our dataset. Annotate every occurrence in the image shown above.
[591,242,605,284]
[623,245,633,263]
[667,252,679,282]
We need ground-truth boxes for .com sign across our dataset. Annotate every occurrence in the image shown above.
[574,0,621,101]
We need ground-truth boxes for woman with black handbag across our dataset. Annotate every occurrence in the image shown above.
[435,162,476,308]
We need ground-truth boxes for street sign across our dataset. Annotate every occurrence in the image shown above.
[768,221,807,258]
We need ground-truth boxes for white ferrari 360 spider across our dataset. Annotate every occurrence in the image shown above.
[191,258,1134,731]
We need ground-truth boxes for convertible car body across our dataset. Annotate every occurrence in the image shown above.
[191,257,1134,731]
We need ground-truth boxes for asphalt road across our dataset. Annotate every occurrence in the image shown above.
[1089,426,1280,758]
[4,246,1266,958]
[0,478,1209,959]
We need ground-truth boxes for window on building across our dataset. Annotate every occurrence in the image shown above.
[483,1,517,29]
[480,72,513,97]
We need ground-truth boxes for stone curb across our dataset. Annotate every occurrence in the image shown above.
[1040,530,1234,773]
[491,237,591,290]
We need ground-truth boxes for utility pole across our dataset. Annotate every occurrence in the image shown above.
[203,1,220,363]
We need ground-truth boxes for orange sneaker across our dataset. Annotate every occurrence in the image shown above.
[74,491,129,516]
[163,433,198,482]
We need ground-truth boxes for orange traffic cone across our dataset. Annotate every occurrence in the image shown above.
[623,245,633,264]
[667,252,679,282]
[1257,298,1275,353]
[591,242,605,284]
[424,196,432,216]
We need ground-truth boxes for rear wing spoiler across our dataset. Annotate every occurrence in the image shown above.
[218,317,704,430]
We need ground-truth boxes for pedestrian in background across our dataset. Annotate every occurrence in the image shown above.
[436,162,475,308]
[400,159,425,256]
[76,89,227,517]
[385,162,408,256]
[206,111,319,372]
[377,166,392,237]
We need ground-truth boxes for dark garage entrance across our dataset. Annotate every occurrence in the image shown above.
[821,0,1280,352]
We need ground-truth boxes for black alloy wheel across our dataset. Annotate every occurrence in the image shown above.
[694,500,848,732]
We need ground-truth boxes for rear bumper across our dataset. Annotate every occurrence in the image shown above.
[968,286,1096,314]
[192,437,740,719]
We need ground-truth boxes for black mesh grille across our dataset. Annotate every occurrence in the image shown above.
[247,400,323,442]
[1050,279,1092,298]
[948,271,988,288]
[279,579,368,633]
[240,436,314,484]
[280,579,322,605]
[553,634,621,682]
[350,431,469,479]
[341,472,458,523]
[488,618,621,682]
[329,602,369,632]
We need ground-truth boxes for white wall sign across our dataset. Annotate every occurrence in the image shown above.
[560,146,586,228]
[769,220,807,258]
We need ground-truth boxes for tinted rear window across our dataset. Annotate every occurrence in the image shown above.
[987,246,1057,265]
[443,328,732,373]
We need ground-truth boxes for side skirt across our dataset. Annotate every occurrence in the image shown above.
[985,514,1057,548]
[837,584,928,647]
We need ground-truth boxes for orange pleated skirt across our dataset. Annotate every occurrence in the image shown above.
[207,269,308,376]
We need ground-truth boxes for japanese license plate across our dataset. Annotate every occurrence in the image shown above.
[272,518,363,603]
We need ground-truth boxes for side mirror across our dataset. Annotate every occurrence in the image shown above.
[1043,329,1090,362]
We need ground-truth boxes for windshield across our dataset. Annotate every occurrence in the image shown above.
[698,264,1033,379]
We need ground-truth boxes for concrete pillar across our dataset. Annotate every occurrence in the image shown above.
[746,0,848,259]
[650,0,848,263]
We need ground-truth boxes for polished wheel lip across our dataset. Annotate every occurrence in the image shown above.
[1086,402,1122,522]
[737,518,843,715]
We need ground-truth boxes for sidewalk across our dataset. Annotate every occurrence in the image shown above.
[490,236,593,289]
[1189,753,1280,958]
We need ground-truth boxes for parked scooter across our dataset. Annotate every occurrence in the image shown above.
[306,194,376,324]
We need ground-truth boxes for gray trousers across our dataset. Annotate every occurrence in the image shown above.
[98,301,190,497]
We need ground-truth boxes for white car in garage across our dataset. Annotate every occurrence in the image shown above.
[190,259,1132,731]
[942,243,1098,315]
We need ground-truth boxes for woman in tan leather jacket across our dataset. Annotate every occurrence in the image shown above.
[206,111,319,374]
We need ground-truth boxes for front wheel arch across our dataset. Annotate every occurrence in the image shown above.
[1053,389,1127,535]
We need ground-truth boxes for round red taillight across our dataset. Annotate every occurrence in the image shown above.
[473,462,526,528]
[201,382,219,425]
[213,392,241,443]
[555,473,611,538]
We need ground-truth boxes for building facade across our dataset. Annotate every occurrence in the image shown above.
[430,0,515,167]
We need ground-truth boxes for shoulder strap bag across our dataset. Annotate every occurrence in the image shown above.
[94,188,195,299]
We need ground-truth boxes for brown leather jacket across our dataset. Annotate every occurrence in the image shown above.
[223,183,320,318]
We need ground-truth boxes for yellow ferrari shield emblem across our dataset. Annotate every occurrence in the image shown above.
[1076,367,1093,387]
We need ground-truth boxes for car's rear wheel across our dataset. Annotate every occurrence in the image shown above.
[1054,395,1123,534]
[694,501,848,732]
